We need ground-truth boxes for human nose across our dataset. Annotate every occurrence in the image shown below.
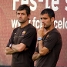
[18,14,22,18]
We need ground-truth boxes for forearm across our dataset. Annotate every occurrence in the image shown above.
[38,40,43,53]
[37,27,49,56]
[12,43,26,52]
[5,42,27,55]
[38,40,49,56]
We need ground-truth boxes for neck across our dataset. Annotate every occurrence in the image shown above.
[20,20,29,28]
[46,25,54,32]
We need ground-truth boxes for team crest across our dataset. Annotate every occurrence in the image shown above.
[22,31,26,35]
[46,34,49,38]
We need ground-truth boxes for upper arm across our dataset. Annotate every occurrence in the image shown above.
[39,46,49,56]
[43,32,58,51]
[6,28,18,47]
[40,32,58,55]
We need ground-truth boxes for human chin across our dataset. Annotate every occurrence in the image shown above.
[18,20,24,23]
[44,25,50,30]
[19,21,25,23]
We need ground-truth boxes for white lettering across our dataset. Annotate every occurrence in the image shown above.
[36,20,40,29]
[58,20,62,29]
[54,20,58,28]
[65,0,67,11]
[21,0,29,4]
[32,17,36,26]
[45,0,50,8]
[29,20,31,23]
[11,19,20,28]
[13,0,19,10]
[30,0,37,11]
[38,0,43,2]
[65,21,67,29]
[51,0,59,11]
[12,0,61,11]
[11,18,67,29]
[54,17,67,29]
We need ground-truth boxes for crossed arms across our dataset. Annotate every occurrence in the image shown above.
[32,27,50,61]
[32,40,49,61]
[5,43,27,55]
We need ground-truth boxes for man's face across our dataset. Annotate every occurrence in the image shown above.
[40,13,54,29]
[16,10,29,23]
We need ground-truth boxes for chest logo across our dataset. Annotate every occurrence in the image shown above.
[22,31,26,35]
[46,34,49,39]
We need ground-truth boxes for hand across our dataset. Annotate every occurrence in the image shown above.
[5,47,13,55]
[37,27,46,37]
[5,47,18,55]
[32,52,40,61]
[37,27,50,38]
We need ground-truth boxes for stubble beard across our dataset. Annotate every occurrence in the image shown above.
[19,20,26,24]
[44,25,51,30]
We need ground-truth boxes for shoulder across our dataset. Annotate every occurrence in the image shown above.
[50,28,61,35]
[27,24,37,32]
[49,28,62,39]
[12,27,19,33]
[28,24,36,29]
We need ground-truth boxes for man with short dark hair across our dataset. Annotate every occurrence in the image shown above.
[5,4,37,67]
[32,8,62,67]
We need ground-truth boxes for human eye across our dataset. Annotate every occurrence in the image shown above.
[40,18,42,20]
[17,13,20,15]
[21,13,25,15]
[43,18,47,19]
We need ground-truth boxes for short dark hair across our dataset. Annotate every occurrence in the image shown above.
[16,4,30,16]
[41,8,55,18]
